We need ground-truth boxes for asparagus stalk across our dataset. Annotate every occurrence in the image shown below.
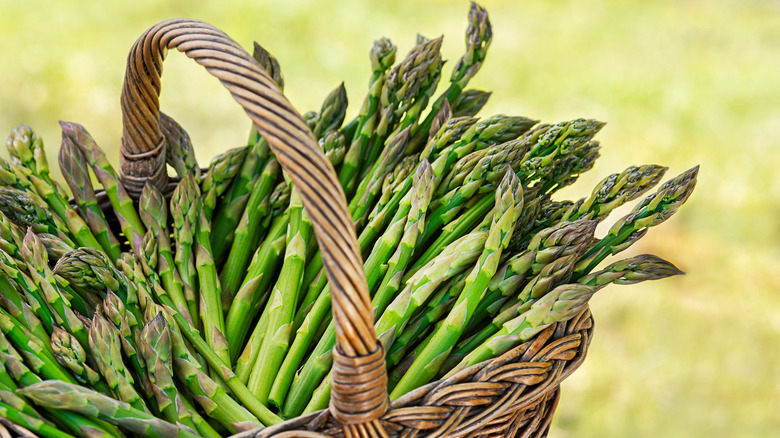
[451,89,491,118]
[5,124,66,199]
[137,261,282,425]
[50,327,111,394]
[338,37,396,192]
[210,143,269,262]
[0,287,51,351]
[137,184,189,323]
[35,232,74,262]
[0,401,73,438]
[102,290,151,398]
[19,381,200,438]
[320,129,346,168]
[411,2,492,151]
[234,303,270,384]
[219,158,280,302]
[0,187,74,246]
[291,217,486,417]
[53,248,142,325]
[246,188,312,403]
[58,136,121,260]
[1,347,122,438]
[574,166,699,276]
[443,283,601,378]
[0,248,55,333]
[420,133,533,244]
[363,36,444,170]
[60,122,145,253]
[0,310,75,383]
[562,164,668,222]
[348,125,411,227]
[88,314,147,413]
[20,231,89,348]
[578,254,684,286]
[225,212,289,360]
[138,315,219,438]
[160,113,199,180]
[312,83,348,140]
[169,174,201,326]
[390,170,523,399]
[454,253,580,359]
[194,187,230,367]
[413,119,605,269]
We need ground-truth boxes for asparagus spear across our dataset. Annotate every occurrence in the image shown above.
[420,134,533,244]
[578,254,684,286]
[320,129,346,167]
[51,327,110,394]
[442,283,601,378]
[219,158,280,302]
[136,258,281,425]
[1,347,121,438]
[562,164,668,222]
[60,122,145,253]
[169,173,201,326]
[348,125,411,227]
[451,89,491,118]
[53,248,142,325]
[35,233,73,262]
[19,381,200,438]
[574,166,699,276]
[160,113,199,180]
[414,119,605,269]
[210,143,269,262]
[252,41,284,90]
[467,219,597,336]
[138,315,218,438]
[58,136,121,260]
[0,187,74,246]
[193,179,231,367]
[5,124,65,199]
[88,314,147,412]
[102,290,151,398]
[137,184,190,323]
[0,248,55,333]
[385,276,465,370]
[369,159,434,314]
[454,253,581,359]
[234,303,270,385]
[0,401,73,438]
[276,159,435,413]
[20,231,89,348]
[339,37,396,192]
[390,170,523,399]
[291,217,486,417]
[343,36,443,195]
[0,286,51,351]
[312,83,348,140]
[246,188,312,403]
[0,310,74,383]
[225,212,289,360]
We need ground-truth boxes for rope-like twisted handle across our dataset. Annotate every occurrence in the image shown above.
[119,19,388,427]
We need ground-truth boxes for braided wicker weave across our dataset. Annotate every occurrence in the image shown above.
[112,19,594,438]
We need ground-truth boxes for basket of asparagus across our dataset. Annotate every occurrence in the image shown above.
[0,3,697,438]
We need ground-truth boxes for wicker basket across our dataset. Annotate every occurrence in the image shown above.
[100,19,594,438]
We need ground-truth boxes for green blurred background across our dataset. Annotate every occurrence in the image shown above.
[1,0,778,436]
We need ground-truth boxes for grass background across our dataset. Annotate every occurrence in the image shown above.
[1,0,778,436]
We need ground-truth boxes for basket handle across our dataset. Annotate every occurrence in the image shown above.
[120,19,388,427]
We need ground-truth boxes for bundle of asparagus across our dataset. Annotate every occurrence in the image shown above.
[0,3,697,437]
